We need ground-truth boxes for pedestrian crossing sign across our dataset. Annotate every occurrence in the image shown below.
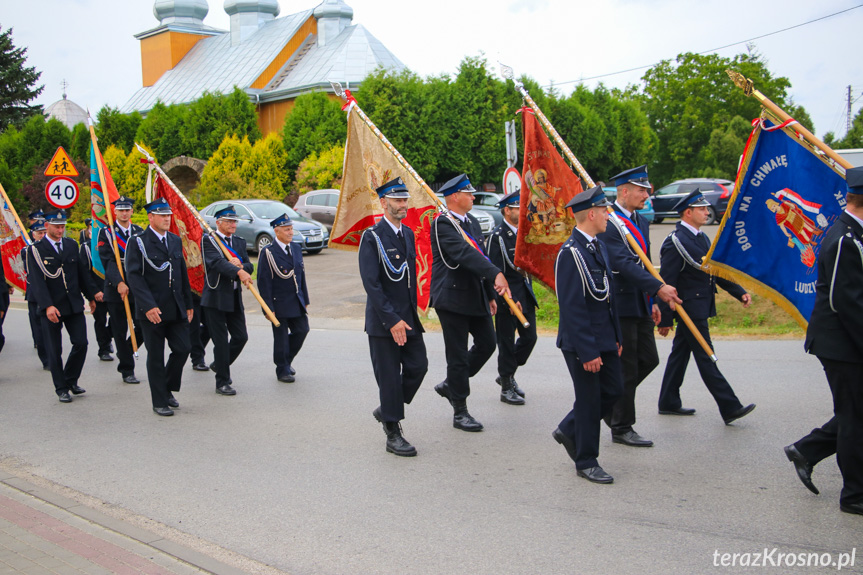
[44,146,79,177]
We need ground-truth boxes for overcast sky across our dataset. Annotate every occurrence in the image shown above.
[3,0,862,141]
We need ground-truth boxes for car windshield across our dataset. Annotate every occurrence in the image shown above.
[248,202,301,220]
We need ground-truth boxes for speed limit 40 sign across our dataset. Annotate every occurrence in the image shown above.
[45,176,80,209]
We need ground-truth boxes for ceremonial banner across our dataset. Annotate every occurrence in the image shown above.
[703,117,846,327]
[331,105,436,312]
[514,108,582,290]
[89,140,120,278]
[153,174,205,295]
[1,195,27,293]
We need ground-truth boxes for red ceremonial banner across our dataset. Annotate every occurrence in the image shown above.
[1,197,27,293]
[514,109,582,290]
[153,175,205,295]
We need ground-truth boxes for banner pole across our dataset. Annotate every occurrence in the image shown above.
[89,120,139,355]
[500,64,717,361]
[134,143,281,328]
[330,83,530,328]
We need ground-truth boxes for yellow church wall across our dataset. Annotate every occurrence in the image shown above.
[250,15,318,90]
[141,31,208,87]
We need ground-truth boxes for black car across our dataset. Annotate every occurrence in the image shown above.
[651,178,734,225]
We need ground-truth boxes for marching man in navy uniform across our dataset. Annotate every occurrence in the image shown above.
[598,166,681,447]
[430,173,511,432]
[26,210,101,403]
[201,205,253,396]
[97,196,144,384]
[784,167,863,516]
[487,190,536,405]
[257,213,310,383]
[656,190,755,424]
[125,198,193,416]
[552,186,623,484]
[80,217,114,363]
[359,177,428,457]
[23,221,50,369]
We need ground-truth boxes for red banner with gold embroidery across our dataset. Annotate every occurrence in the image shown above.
[153,175,205,295]
[514,109,581,290]
[1,194,27,293]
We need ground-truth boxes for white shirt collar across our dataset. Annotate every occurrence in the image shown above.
[680,220,701,236]
[275,238,291,253]
[614,201,633,219]
[216,231,232,242]
[449,211,467,223]
[149,227,167,242]
[503,219,518,234]
[845,209,863,229]
[575,227,595,243]
[382,215,402,235]
[116,222,131,233]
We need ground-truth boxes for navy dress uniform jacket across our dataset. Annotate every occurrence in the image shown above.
[597,206,663,318]
[804,212,863,362]
[359,219,423,337]
[657,222,746,326]
[26,237,97,316]
[97,224,144,304]
[487,222,537,309]
[201,233,253,312]
[555,230,621,360]
[430,213,499,316]
[125,228,193,321]
[257,242,309,319]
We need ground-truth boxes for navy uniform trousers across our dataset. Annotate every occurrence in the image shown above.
[203,289,248,387]
[41,312,88,394]
[368,335,427,421]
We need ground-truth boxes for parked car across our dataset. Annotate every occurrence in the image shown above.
[601,187,655,222]
[651,178,734,225]
[200,199,329,255]
[435,193,496,237]
[293,189,340,230]
[471,191,504,227]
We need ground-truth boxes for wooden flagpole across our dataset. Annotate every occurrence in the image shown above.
[726,70,854,171]
[88,120,138,354]
[331,82,530,328]
[500,64,718,361]
[134,144,281,328]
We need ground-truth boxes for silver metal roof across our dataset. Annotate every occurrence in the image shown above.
[122,9,404,114]
[45,96,89,130]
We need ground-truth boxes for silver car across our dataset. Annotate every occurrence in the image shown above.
[293,189,340,230]
[200,199,329,254]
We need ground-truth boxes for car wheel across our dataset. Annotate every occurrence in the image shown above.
[705,206,717,225]
[256,234,273,253]
[653,217,664,224]
[306,248,323,255]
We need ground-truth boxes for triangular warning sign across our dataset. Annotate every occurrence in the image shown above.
[44,146,79,177]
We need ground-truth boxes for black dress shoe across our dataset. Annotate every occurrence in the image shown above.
[70,386,86,395]
[42,364,50,371]
[153,407,174,416]
[659,406,696,416]
[577,465,614,484]
[612,430,654,447]
[495,375,526,398]
[277,374,295,383]
[192,363,210,372]
[372,407,383,423]
[58,392,72,403]
[434,380,453,405]
[784,444,818,494]
[840,502,863,516]
[552,427,578,463]
[122,374,140,384]
[166,396,179,408]
[289,366,296,376]
[209,362,216,372]
[723,403,756,425]
[99,353,114,362]
[216,384,236,396]
[452,400,483,432]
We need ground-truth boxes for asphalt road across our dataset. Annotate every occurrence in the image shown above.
[1,268,861,574]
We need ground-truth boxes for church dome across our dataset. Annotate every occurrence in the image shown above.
[223,0,280,17]
[45,94,88,130]
[313,0,353,20]
[153,0,209,25]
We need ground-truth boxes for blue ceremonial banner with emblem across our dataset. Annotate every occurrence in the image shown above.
[703,117,847,328]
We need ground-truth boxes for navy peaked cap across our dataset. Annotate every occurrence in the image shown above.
[565,186,610,212]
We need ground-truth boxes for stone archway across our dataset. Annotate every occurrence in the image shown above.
[162,156,207,197]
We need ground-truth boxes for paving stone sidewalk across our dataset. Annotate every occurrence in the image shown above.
[0,474,244,575]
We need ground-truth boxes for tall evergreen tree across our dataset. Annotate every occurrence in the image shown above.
[0,26,43,130]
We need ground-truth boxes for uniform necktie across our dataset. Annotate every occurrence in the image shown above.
[591,239,605,267]
[285,243,291,256]
[396,229,406,251]
[55,241,63,253]
[161,236,167,249]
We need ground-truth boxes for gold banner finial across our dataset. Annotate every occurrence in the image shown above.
[725,69,754,96]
